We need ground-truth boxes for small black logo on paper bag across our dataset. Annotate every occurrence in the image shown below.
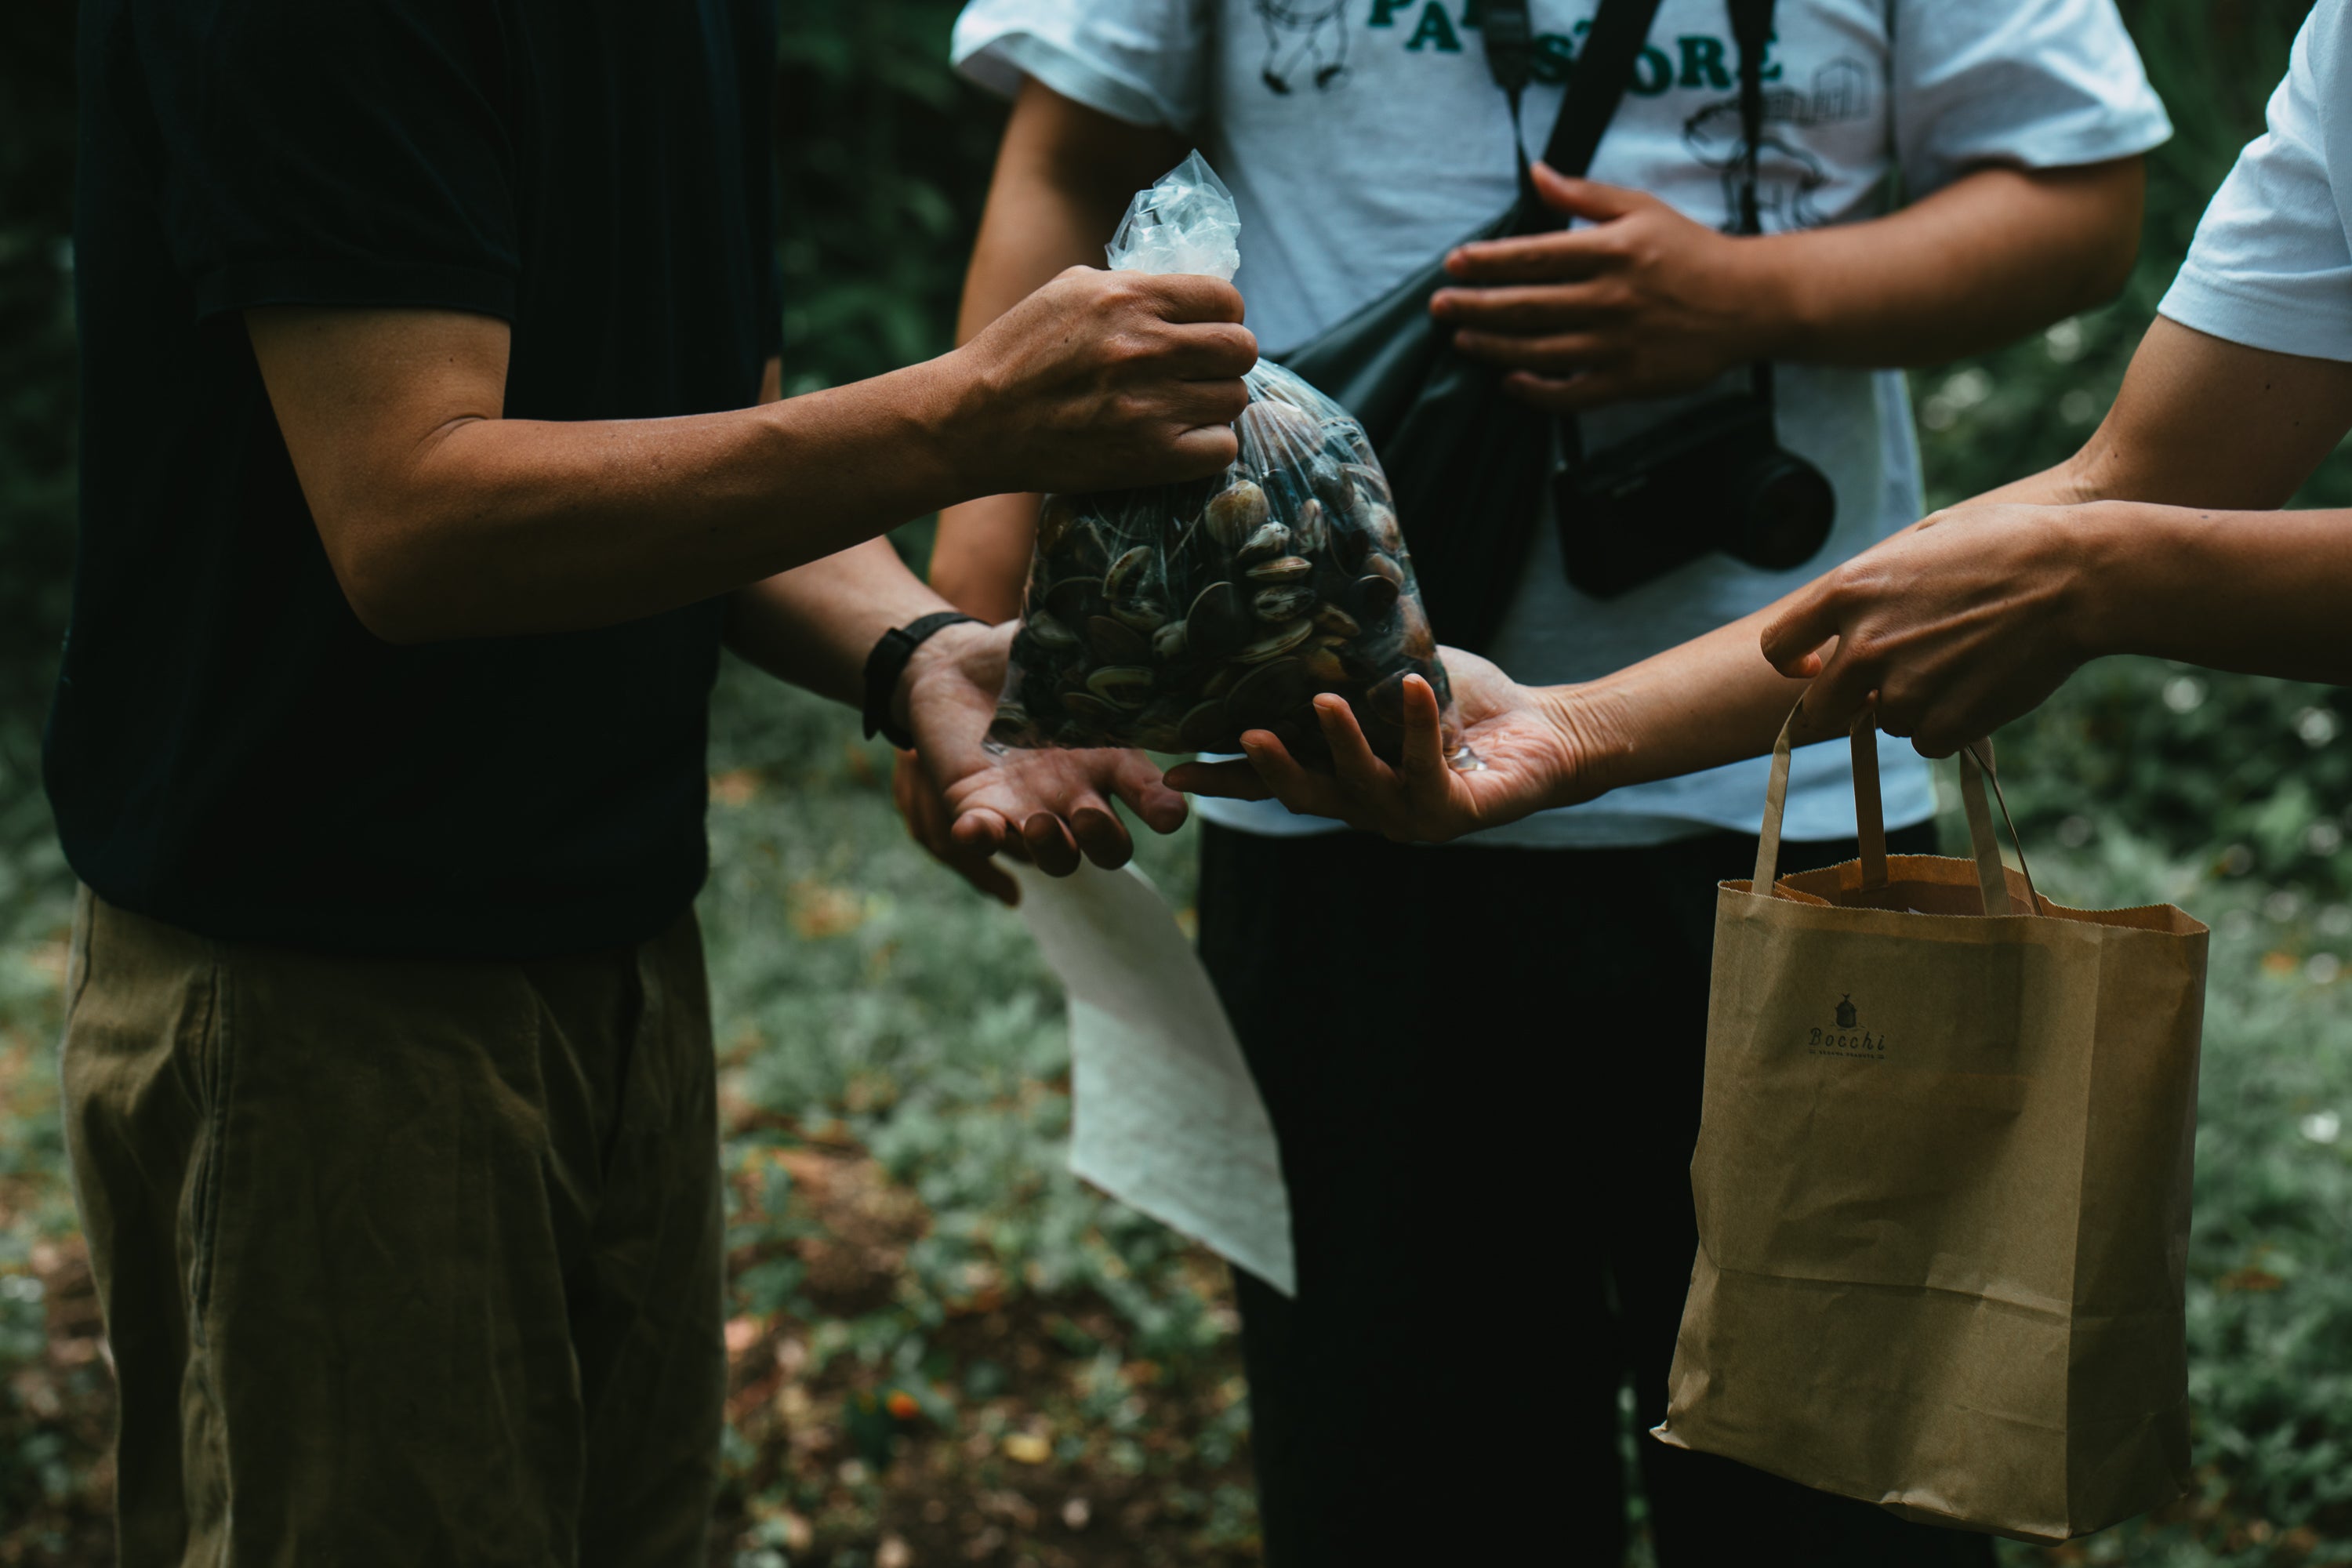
[1808,993,1885,1056]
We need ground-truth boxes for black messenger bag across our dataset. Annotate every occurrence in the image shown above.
[1279,0,1831,644]
[1277,0,1665,654]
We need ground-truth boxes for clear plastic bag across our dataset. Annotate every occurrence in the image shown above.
[989,154,1465,767]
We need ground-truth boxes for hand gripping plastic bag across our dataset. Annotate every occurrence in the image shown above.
[989,154,1467,766]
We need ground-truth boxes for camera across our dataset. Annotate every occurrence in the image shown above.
[1556,383,1836,599]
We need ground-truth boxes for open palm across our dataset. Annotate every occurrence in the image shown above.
[1164,648,1588,842]
[902,622,1189,884]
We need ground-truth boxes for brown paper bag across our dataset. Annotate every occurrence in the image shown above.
[1653,712,2209,1543]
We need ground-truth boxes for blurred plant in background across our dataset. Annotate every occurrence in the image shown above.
[1,1,2349,1564]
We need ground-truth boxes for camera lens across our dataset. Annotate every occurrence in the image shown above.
[1736,452,1836,570]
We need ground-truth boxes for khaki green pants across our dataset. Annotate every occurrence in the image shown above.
[60,890,725,1568]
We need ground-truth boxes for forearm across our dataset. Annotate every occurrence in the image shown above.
[725,537,954,711]
[379,366,974,641]
[2067,501,2352,681]
[1541,603,1817,802]
[1758,161,2143,369]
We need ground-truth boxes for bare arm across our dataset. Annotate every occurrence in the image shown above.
[927,80,1191,622]
[1436,158,2143,410]
[1760,317,2352,751]
[1178,318,2352,835]
[247,264,1252,644]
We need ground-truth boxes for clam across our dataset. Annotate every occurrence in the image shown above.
[1292,499,1327,554]
[1205,481,1269,549]
[1363,552,1405,588]
[1062,691,1121,724]
[1186,581,1248,659]
[1087,615,1150,666]
[1357,574,1401,621]
[1152,622,1189,662]
[1203,665,1246,699]
[1027,612,1080,650]
[1104,544,1155,601]
[1233,619,1315,662]
[1307,454,1351,511]
[1253,583,1316,622]
[1358,502,1404,555]
[1313,604,1361,638]
[1238,521,1290,563]
[1109,598,1169,633]
[1246,555,1312,585]
[1178,699,1230,753]
[1239,399,1319,456]
[1225,656,1313,730]
[1087,666,1154,710]
[1300,644,1349,684]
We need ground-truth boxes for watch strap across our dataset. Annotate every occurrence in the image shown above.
[862,611,983,751]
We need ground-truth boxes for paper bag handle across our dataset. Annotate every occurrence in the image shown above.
[1752,706,2044,917]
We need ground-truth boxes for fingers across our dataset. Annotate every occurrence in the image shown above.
[1453,329,1612,373]
[1314,694,1391,796]
[1155,422,1244,481]
[1797,638,1881,738]
[1529,165,1644,222]
[1432,281,1618,333]
[1132,272,1249,325]
[1499,368,1632,416]
[1020,810,1081,877]
[1160,321,1261,381]
[1237,729,1367,829]
[1105,753,1192,836]
[1443,230,1617,286]
[1068,800,1135,869]
[1395,675,1455,804]
[1163,758,1273,800]
[1759,581,1844,676]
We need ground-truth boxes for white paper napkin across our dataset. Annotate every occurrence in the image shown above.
[1011,859,1296,1296]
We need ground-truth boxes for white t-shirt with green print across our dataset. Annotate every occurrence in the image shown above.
[953,0,2170,848]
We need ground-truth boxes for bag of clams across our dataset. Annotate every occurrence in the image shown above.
[989,154,1468,768]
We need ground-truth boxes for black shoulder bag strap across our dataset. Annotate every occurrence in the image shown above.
[1487,0,1667,196]
[1278,0,1668,654]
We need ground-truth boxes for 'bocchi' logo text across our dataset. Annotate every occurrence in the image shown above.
[1809,994,1886,1057]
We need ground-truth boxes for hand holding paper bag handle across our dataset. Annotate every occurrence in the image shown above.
[1752,703,2046,918]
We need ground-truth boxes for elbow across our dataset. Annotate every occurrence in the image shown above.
[2074,227,2141,312]
[319,510,469,645]
[2070,158,2149,311]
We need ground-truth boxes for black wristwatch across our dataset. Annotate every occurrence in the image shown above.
[862,612,985,750]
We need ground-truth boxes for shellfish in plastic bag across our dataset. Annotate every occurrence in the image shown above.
[989,154,1469,768]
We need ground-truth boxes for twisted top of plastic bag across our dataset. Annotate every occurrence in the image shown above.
[1105,151,1241,281]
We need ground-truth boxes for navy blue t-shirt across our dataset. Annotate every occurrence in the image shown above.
[53,0,781,956]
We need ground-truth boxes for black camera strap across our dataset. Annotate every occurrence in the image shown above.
[1483,1,1784,419]
[1729,0,1777,406]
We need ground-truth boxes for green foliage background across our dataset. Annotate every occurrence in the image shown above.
[2,1,2350,1564]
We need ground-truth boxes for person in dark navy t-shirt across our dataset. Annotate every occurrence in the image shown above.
[55,1,1254,1557]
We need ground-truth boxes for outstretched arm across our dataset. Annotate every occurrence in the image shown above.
[246,270,1251,644]
[1762,317,2352,753]
[1178,318,2352,837]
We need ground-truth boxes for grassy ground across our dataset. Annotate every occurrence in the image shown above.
[2,662,2349,1566]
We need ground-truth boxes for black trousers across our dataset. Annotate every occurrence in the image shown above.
[1197,822,1994,1567]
